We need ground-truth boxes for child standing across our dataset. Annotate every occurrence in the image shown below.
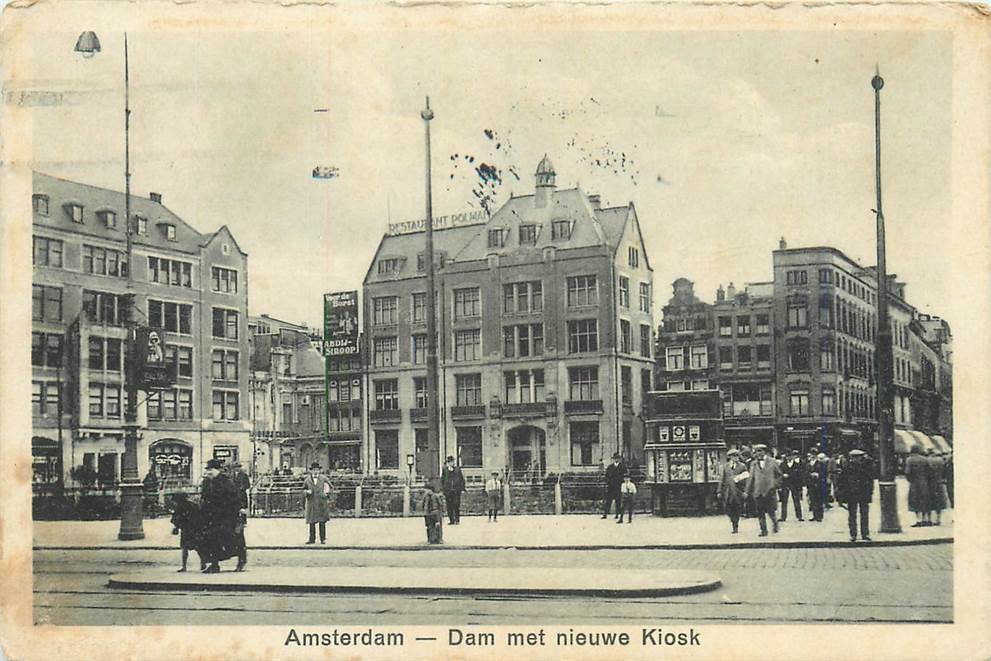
[485,471,502,522]
[422,480,445,544]
[618,475,637,524]
[170,492,204,572]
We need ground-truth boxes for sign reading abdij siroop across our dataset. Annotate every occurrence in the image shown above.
[324,291,359,356]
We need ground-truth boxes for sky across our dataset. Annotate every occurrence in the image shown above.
[22,24,953,329]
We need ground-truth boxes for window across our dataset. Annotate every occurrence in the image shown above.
[89,337,123,371]
[455,373,482,406]
[503,281,542,313]
[167,345,192,378]
[413,377,428,408]
[453,288,481,318]
[135,215,148,235]
[757,344,771,369]
[412,334,427,365]
[666,346,685,371]
[639,282,651,313]
[519,224,538,245]
[31,381,59,416]
[737,316,751,336]
[487,229,505,248]
[819,268,833,284]
[374,380,399,410]
[411,293,429,323]
[567,319,598,353]
[787,304,808,329]
[95,210,116,229]
[504,369,544,404]
[737,345,752,368]
[372,336,398,367]
[455,427,483,468]
[620,320,632,353]
[821,388,836,415]
[32,237,63,268]
[820,337,834,371]
[31,332,63,368]
[719,346,733,370]
[88,383,104,416]
[211,349,239,380]
[375,430,399,469]
[570,421,599,466]
[211,267,237,293]
[83,245,127,277]
[148,257,191,287]
[640,325,652,357]
[504,324,543,358]
[164,224,177,241]
[148,300,192,334]
[621,366,632,404]
[82,290,123,325]
[373,297,399,325]
[692,379,709,391]
[378,258,401,274]
[68,204,84,223]
[32,285,62,322]
[787,340,810,371]
[568,367,599,400]
[551,219,572,240]
[786,269,808,285]
[618,277,630,308]
[105,386,121,417]
[789,388,810,416]
[641,369,652,396]
[454,329,481,362]
[416,253,425,272]
[718,316,732,337]
[566,275,597,307]
[211,308,239,339]
[33,194,49,215]
[690,345,707,369]
[628,247,639,268]
[212,390,239,420]
[819,294,833,327]
[755,314,770,335]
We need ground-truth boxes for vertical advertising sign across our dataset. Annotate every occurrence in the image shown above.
[132,326,175,390]
[323,291,360,357]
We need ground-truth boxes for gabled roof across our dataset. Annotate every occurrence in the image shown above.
[363,224,484,285]
[32,171,208,255]
[201,224,247,256]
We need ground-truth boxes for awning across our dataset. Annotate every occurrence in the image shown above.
[932,435,953,453]
[893,430,919,454]
[909,431,938,454]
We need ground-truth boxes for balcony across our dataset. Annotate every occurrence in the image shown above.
[369,409,401,424]
[564,399,603,414]
[502,402,548,419]
[450,405,486,420]
[409,407,428,422]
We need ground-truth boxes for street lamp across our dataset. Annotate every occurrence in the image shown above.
[76,31,144,540]
[872,68,901,534]
[406,453,415,485]
[421,97,441,483]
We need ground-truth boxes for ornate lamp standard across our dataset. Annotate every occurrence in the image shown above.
[75,31,145,540]
[421,97,441,482]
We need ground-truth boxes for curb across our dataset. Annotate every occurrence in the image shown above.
[36,537,953,552]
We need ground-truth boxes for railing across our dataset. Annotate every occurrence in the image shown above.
[502,402,547,418]
[369,408,401,423]
[450,404,486,419]
[564,399,603,414]
[409,407,428,422]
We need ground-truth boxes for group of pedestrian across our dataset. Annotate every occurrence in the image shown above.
[904,446,952,526]
[601,453,638,523]
[717,443,878,541]
[171,460,250,573]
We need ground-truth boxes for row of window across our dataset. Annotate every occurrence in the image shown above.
[717,314,771,337]
[33,195,170,240]
[617,277,652,313]
[663,344,772,371]
[786,267,877,307]
[485,219,579,249]
[787,385,875,419]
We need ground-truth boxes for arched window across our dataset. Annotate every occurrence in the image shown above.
[149,439,192,480]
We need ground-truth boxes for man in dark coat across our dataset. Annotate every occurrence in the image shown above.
[745,444,782,536]
[778,449,805,522]
[200,459,246,572]
[601,453,626,520]
[717,449,749,533]
[805,452,829,522]
[836,448,875,542]
[441,456,467,525]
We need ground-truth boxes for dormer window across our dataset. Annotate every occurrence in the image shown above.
[163,224,177,241]
[551,219,572,240]
[98,210,117,229]
[135,215,148,235]
[67,204,84,223]
[33,194,49,216]
[487,229,505,249]
[378,258,401,275]
[519,224,538,246]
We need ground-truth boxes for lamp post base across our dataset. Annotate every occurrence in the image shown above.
[117,480,146,540]
[877,480,902,534]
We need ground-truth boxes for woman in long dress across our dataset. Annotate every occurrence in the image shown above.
[926,449,947,526]
[903,445,931,527]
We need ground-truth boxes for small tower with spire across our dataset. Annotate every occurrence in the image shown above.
[535,154,556,208]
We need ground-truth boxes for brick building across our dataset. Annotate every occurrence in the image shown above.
[32,172,251,489]
[362,156,656,480]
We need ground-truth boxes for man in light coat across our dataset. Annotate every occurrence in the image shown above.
[745,444,783,536]
[717,449,749,534]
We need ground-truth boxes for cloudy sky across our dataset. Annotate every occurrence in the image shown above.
[22,16,952,329]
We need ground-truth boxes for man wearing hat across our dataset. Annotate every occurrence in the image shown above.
[717,449,749,533]
[779,449,805,523]
[601,453,626,520]
[805,452,830,522]
[200,459,246,572]
[441,456,467,525]
[744,444,783,536]
[836,447,875,542]
[303,462,333,544]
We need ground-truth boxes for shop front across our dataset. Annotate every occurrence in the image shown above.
[32,436,62,492]
[149,439,193,483]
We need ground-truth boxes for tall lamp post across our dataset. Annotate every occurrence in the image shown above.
[872,69,901,534]
[421,97,441,482]
[75,31,145,540]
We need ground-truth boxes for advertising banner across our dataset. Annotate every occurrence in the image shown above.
[133,326,175,390]
[323,291,360,357]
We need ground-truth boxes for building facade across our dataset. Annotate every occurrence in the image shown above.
[362,156,656,480]
[32,172,251,489]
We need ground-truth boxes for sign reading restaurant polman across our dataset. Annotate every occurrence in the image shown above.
[324,291,359,356]
[386,209,487,236]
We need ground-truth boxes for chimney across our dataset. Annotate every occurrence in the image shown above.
[778,236,787,250]
[150,192,162,204]
[716,285,725,302]
[727,282,736,299]
[588,194,601,211]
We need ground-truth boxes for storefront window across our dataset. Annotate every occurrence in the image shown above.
[150,440,192,480]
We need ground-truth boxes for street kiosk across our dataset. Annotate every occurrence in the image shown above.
[643,389,726,516]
